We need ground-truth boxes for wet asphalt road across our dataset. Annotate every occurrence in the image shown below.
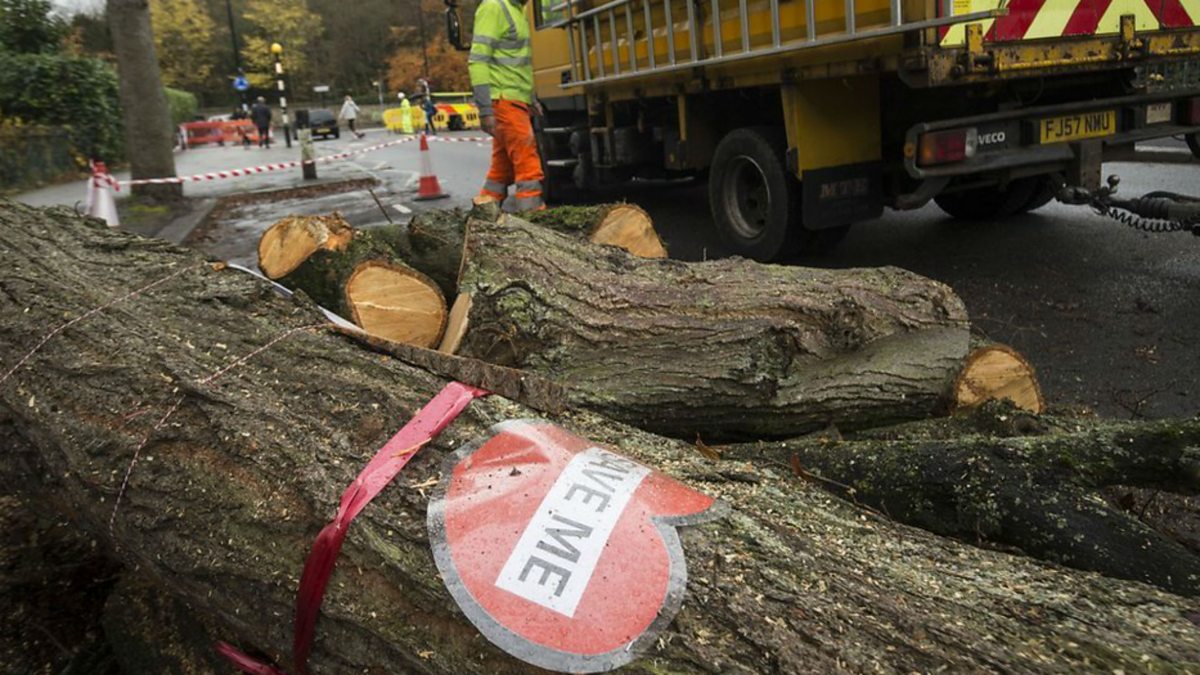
[187,131,1199,421]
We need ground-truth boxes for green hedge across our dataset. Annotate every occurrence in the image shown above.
[164,87,197,127]
[0,119,79,191]
[0,51,123,162]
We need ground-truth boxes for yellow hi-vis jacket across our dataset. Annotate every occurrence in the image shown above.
[468,0,533,118]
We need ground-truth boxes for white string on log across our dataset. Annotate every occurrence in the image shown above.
[0,263,205,388]
[108,323,328,540]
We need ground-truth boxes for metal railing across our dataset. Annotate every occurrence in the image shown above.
[550,0,1005,88]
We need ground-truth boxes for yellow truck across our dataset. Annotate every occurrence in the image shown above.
[447,0,1200,260]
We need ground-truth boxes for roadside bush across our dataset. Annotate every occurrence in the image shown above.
[164,86,197,127]
[0,117,80,191]
[0,51,123,162]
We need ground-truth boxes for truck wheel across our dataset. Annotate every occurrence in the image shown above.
[934,177,1040,221]
[1187,133,1200,159]
[709,127,800,262]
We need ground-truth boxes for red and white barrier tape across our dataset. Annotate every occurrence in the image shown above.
[426,135,490,143]
[120,136,420,186]
[104,133,490,187]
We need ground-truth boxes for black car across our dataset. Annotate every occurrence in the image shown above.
[297,108,339,140]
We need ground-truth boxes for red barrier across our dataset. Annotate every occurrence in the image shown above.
[221,120,261,145]
[180,120,263,148]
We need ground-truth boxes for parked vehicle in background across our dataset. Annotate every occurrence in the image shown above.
[429,93,481,131]
[301,109,340,140]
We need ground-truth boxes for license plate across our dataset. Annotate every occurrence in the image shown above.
[316,127,331,134]
[1038,110,1116,144]
[1146,102,1173,124]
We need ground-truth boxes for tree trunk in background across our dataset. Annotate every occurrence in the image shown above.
[107,0,180,201]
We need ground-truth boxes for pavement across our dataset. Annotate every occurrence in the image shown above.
[14,131,1200,421]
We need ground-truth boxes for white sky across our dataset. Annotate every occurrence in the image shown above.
[51,0,105,16]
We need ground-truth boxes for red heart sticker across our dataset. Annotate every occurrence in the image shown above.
[428,420,721,672]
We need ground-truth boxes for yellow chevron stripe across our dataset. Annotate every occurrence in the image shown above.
[940,0,1000,46]
[1178,0,1200,23]
[1095,0,1161,34]
[1023,0,1079,39]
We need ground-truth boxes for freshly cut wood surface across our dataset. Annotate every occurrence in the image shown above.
[345,260,446,348]
[525,203,667,258]
[589,205,668,258]
[3,202,1199,672]
[954,344,1044,413]
[269,223,449,348]
[257,213,353,279]
[437,293,472,354]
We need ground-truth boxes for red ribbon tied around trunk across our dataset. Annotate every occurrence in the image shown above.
[217,381,489,674]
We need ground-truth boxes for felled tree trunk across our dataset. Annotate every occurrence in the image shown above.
[264,216,447,348]
[3,202,1197,673]
[455,214,973,439]
[724,405,1200,596]
[393,202,666,297]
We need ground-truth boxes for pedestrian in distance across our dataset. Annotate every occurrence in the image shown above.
[250,96,272,148]
[398,92,414,135]
[422,95,438,136]
[469,0,545,211]
[340,94,366,139]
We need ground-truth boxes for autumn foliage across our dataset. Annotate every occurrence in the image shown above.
[387,33,470,95]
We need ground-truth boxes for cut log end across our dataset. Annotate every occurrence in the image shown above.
[257,214,354,279]
[344,260,447,348]
[954,344,1044,414]
[438,293,473,355]
[588,204,668,259]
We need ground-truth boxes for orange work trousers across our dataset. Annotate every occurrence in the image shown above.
[479,99,545,211]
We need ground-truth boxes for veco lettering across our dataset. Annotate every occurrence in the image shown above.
[495,447,650,617]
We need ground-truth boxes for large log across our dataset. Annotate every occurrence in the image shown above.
[393,202,666,297]
[725,403,1200,596]
[264,216,447,348]
[2,202,1199,672]
[456,214,973,439]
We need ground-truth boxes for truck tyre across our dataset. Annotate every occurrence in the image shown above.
[1187,133,1200,159]
[934,177,1040,221]
[709,127,800,262]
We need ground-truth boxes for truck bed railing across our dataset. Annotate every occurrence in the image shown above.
[550,0,1005,88]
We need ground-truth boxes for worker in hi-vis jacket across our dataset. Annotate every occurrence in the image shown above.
[469,0,545,211]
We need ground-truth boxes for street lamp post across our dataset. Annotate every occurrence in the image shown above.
[416,4,431,79]
[271,42,292,149]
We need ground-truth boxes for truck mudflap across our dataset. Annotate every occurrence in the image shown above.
[902,88,1200,181]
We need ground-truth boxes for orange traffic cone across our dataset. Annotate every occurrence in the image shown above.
[413,133,448,201]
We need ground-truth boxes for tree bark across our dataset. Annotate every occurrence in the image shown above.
[723,404,1200,596]
[456,214,973,439]
[3,201,1197,672]
[107,0,180,201]
[393,203,666,298]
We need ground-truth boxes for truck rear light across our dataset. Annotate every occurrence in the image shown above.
[918,128,978,166]
[1187,97,1200,126]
